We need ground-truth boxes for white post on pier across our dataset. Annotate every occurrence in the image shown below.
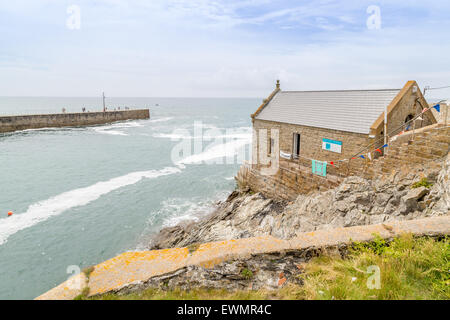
[103,92,106,112]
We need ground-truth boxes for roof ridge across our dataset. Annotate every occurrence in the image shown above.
[281,88,401,93]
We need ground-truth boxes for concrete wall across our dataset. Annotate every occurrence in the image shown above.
[36,215,450,299]
[0,109,150,133]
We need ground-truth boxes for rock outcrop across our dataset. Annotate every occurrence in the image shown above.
[150,154,449,249]
[37,215,450,299]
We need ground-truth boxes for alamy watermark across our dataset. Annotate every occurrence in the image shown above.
[366,5,382,30]
[66,5,81,30]
[66,265,82,290]
[366,265,381,289]
[168,122,280,175]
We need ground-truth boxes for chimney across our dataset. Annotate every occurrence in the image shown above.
[276,80,280,89]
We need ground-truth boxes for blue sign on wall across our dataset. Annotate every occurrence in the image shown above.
[322,138,342,153]
[312,160,327,177]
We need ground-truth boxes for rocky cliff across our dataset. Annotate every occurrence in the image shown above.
[150,153,449,250]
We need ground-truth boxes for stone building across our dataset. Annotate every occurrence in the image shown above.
[235,80,441,200]
[251,80,437,167]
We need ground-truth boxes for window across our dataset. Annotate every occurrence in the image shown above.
[405,114,414,131]
[293,133,300,158]
[269,138,275,155]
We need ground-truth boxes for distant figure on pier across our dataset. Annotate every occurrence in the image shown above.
[82,107,86,113]
[62,108,66,114]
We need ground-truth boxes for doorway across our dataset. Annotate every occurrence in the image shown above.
[293,133,301,159]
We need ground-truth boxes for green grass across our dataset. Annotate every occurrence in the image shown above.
[411,178,433,189]
[74,287,90,301]
[241,268,254,280]
[297,234,449,300]
[83,235,449,300]
[87,288,271,300]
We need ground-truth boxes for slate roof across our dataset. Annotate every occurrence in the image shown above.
[254,89,401,134]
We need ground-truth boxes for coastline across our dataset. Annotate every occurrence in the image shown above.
[149,154,449,250]
[36,215,450,300]
[36,146,450,299]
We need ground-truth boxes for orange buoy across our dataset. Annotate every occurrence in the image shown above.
[7,211,13,217]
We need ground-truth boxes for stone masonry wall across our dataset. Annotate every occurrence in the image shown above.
[0,109,150,133]
[238,124,449,200]
[253,119,372,164]
[371,84,435,140]
[248,119,372,200]
[243,84,441,201]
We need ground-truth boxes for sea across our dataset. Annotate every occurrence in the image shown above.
[0,97,258,300]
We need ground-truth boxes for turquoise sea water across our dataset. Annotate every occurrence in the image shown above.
[0,97,258,299]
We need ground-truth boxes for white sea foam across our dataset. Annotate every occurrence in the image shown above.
[178,138,251,165]
[135,191,230,251]
[153,126,251,141]
[0,167,181,246]
[14,127,85,134]
[149,117,173,123]
[91,121,144,136]
[155,198,216,228]
[92,127,128,136]
[153,133,189,140]
[153,132,252,140]
[113,121,143,128]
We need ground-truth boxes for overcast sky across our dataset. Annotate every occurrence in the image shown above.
[1,0,449,99]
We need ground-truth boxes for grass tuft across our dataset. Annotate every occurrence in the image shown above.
[411,178,433,189]
[74,287,90,300]
[82,266,95,279]
[187,243,201,254]
[241,268,254,280]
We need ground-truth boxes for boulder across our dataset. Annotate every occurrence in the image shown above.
[399,187,429,215]
[149,155,449,249]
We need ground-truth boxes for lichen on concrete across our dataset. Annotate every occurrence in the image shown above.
[35,215,450,299]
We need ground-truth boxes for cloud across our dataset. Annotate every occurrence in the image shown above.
[0,1,449,97]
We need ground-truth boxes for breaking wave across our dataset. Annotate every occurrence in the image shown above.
[0,167,181,246]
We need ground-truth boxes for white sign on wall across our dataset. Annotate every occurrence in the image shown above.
[280,150,291,159]
[322,138,342,154]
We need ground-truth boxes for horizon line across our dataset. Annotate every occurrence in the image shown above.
[0,96,264,99]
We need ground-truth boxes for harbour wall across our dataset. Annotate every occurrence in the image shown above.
[0,109,150,133]
[35,215,450,299]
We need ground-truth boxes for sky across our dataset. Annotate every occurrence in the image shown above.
[0,0,449,99]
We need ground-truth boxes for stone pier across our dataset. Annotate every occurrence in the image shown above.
[0,109,150,133]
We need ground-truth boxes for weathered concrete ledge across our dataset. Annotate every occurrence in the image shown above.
[0,109,150,133]
[35,215,449,300]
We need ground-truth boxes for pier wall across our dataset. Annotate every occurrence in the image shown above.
[35,215,450,299]
[0,109,150,133]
